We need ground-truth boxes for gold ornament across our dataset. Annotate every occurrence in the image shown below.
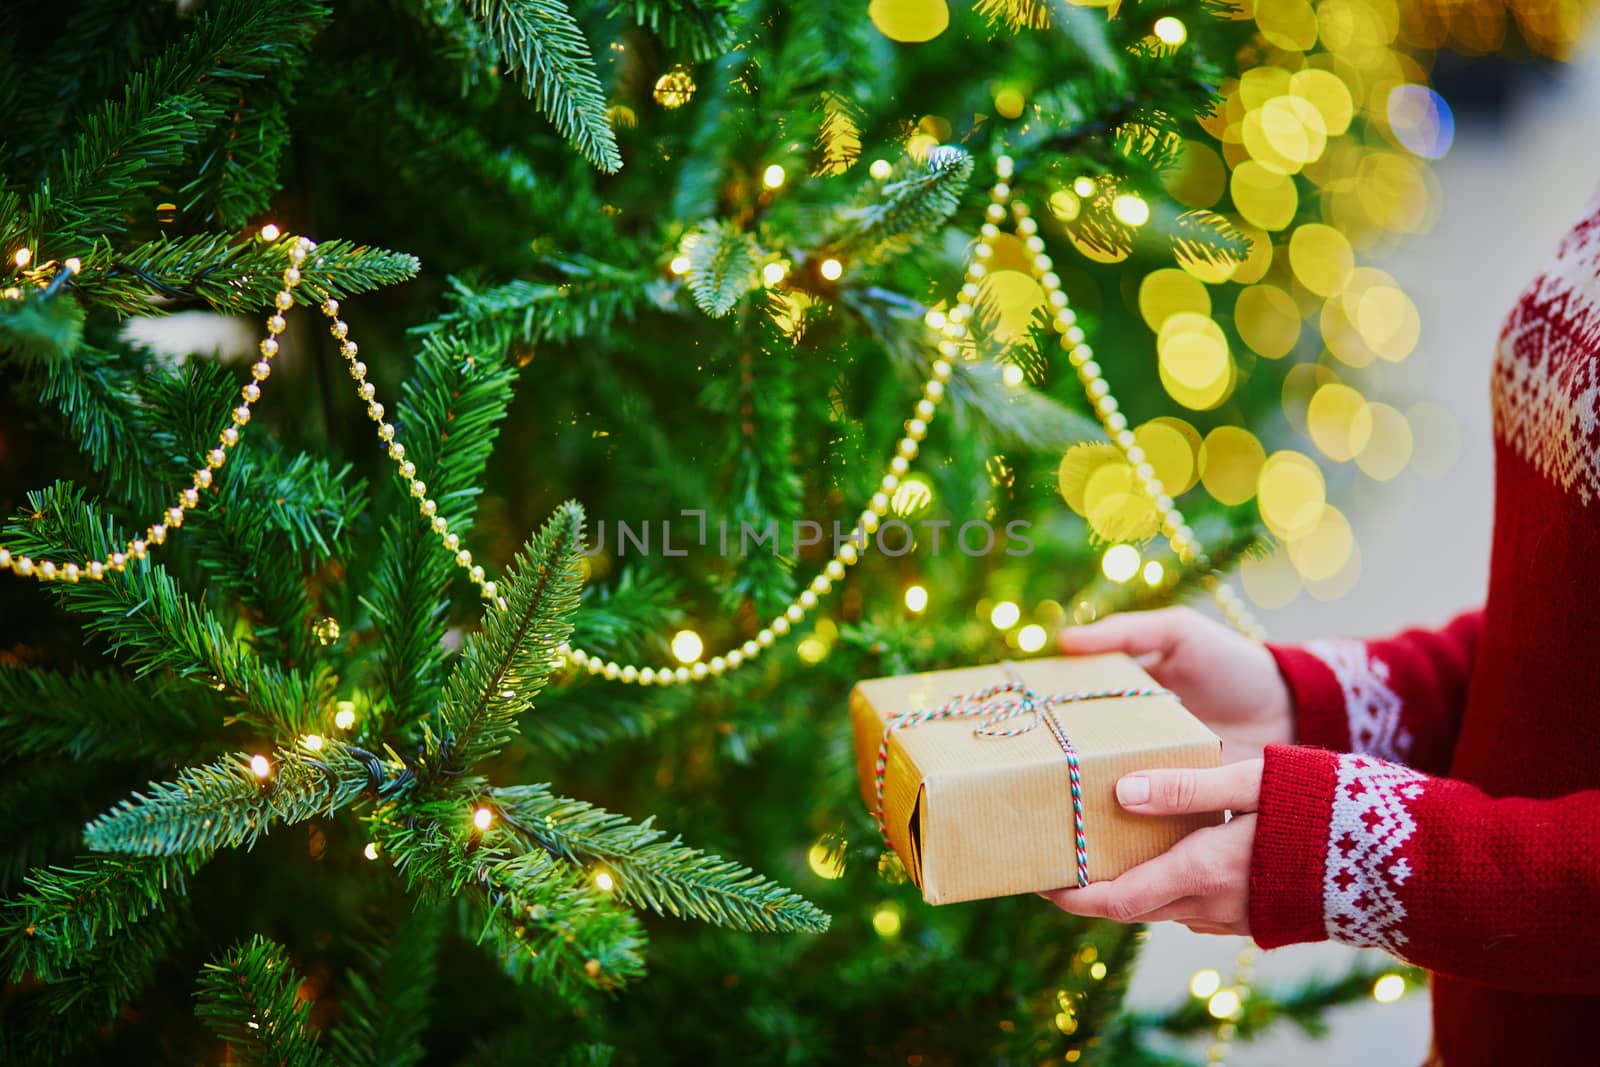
[312,616,341,645]
[652,68,696,109]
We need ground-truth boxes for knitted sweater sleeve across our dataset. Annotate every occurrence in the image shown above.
[1248,744,1600,993]
[1265,609,1483,775]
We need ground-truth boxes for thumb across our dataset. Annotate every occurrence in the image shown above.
[1114,759,1263,815]
[1058,608,1185,658]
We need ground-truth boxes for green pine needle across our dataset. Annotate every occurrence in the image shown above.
[83,746,372,856]
[466,0,623,173]
[196,935,329,1067]
[434,500,587,770]
[827,145,973,264]
[683,219,764,318]
[493,784,831,934]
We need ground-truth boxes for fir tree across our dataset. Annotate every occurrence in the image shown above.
[0,0,1447,1061]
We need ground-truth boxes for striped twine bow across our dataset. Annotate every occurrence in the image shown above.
[873,664,1169,888]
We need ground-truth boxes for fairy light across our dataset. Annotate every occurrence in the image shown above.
[904,584,928,613]
[670,629,704,664]
[334,701,357,730]
[806,841,846,879]
[1001,363,1025,387]
[250,754,271,778]
[669,254,691,275]
[363,842,380,861]
[924,309,946,330]
[872,904,902,937]
[1153,16,1187,45]
[594,870,616,892]
[762,164,786,189]
[1089,961,1108,980]
[1112,193,1150,227]
[762,261,787,286]
[472,806,494,831]
[819,257,844,281]
[989,600,1020,629]
[869,159,893,180]
[1372,973,1406,1003]
[1142,560,1165,586]
[1072,176,1096,197]
[63,257,81,274]
[302,734,324,752]
[258,223,281,242]
[1102,544,1141,583]
[1017,624,1047,652]
[1190,969,1222,998]
[13,247,31,268]
[1207,989,1241,1019]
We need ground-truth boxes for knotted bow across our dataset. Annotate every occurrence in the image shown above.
[873,663,1168,888]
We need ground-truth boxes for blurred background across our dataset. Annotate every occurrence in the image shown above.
[1130,23,1600,1065]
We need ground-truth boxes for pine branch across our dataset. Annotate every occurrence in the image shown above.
[434,501,586,769]
[826,145,973,265]
[83,745,374,856]
[3,485,322,737]
[812,91,864,177]
[610,0,741,60]
[0,664,216,765]
[196,935,329,1067]
[366,336,517,727]
[2,903,185,1061]
[67,233,420,316]
[464,0,623,173]
[420,257,663,352]
[1169,209,1250,267]
[0,286,86,364]
[1,855,203,982]
[26,0,332,255]
[683,219,764,318]
[327,908,442,1067]
[373,801,646,996]
[493,784,830,933]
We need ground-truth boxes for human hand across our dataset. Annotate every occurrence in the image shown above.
[1038,761,1263,936]
[1059,607,1292,761]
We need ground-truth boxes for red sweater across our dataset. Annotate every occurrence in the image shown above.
[1249,197,1600,1066]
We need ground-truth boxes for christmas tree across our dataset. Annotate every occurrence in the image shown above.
[0,0,1512,1061]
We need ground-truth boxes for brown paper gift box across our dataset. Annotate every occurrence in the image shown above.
[850,653,1222,905]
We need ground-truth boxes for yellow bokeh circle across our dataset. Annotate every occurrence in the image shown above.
[1356,401,1414,480]
[1135,418,1201,495]
[1290,68,1354,135]
[868,0,950,42]
[1235,284,1301,358]
[1231,162,1299,231]
[1159,313,1234,409]
[1287,504,1354,581]
[1289,223,1354,297]
[1307,382,1374,461]
[1200,427,1267,505]
[1257,450,1327,540]
[1162,140,1228,209]
[1139,269,1212,332]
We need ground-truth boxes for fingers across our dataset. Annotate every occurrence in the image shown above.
[1115,759,1263,816]
[1038,850,1196,924]
[1057,607,1193,658]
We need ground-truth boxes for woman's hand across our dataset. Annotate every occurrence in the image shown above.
[1039,761,1263,936]
[1060,607,1293,761]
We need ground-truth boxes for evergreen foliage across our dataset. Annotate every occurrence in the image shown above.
[0,0,1430,1061]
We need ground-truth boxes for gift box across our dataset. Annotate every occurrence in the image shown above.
[850,653,1222,905]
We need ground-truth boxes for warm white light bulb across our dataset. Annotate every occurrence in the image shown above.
[762,164,786,189]
[990,601,1020,629]
[363,842,380,861]
[669,254,691,275]
[1207,989,1241,1019]
[13,247,31,268]
[1153,16,1187,45]
[334,701,357,730]
[594,870,615,892]
[250,754,271,778]
[259,223,281,242]
[819,258,843,281]
[1112,194,1150,227]
[1189,969,1221,999]
[1102,544,1141,583]
[473,806,494,831]
[302,734,324,752]
[762,261,787,286]
[1017,624,1047,653]
[1373,973,1406,1003]
[1073,176,1096,197]
[1001,364,1025,388]
[869,159,892,180]
[1142,560,1165,587]
[671,629,704,664]
[904,585,929,614]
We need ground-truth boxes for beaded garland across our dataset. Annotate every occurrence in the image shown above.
[871,669,1170,888]
[1,160,1265,1060]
